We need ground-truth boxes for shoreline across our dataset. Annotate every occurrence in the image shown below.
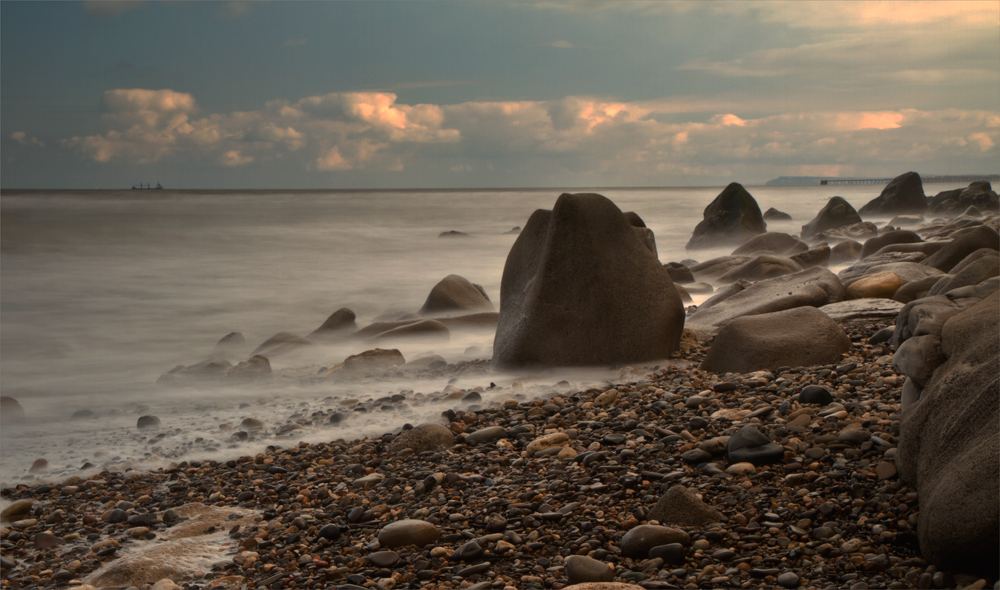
[4,316,989,590]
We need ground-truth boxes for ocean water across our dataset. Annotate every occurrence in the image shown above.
[0,183,968,488]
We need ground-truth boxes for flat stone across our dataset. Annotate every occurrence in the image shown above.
[727,425,785,466]
[875,461,898,480]
[369,551,399,567]
[565,555,615,584]
[620,524,690,558]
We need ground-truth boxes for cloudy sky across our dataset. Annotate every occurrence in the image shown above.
[2,1,998,189]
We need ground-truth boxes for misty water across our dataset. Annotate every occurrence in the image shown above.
[0,184,967,488]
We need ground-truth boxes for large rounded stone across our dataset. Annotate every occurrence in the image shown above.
[686,183,767,250]
[921,225,999,272]
[418,275,493,316]
[493,193,684,369]
[829,240,863,265]
[1,499,32,522]
[620,524,690,558]
[647,485,722,526]
[700,306,851,374]
[689,256,753,281]
[896,292,999,576]
[928,181,999,214]
[845,271,904,300]
[388,423,454,455]
[860,230,923,259]
[687,267,845,329]
[857,171,927,216]
[801,196,862,241]
[250,331,314,357]
[565,555,615,584]
[308,308,357,339]
[893,276,946,303]
[464,426,508,445]
[136,415,161,430]
[790,244,831,270]
[342,348,405,374]
[819,298,904,322]
[377,519,441,548]
[926,250,999,296]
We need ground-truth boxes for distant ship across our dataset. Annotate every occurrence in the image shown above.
[132,182,163,190]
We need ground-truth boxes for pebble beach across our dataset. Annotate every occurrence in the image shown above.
[2,315,990,590]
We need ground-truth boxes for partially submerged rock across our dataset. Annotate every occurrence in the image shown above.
[1,396,26,424]
[801,197,862,241]
[250,332,314,358]
[857,172,927,216]
[307,308,357,340]
[418,275,493,316]
[686,183,766,250]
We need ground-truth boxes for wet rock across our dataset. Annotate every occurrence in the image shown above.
[308,307,357,339]
[565,555,615,584]
[387,423,454,455]
[137,415,161,430]
[763,207,792,221]
[830,239,863,265]
[802,196,862,241]
[251,331,314,357]
[464,425,508,445]
[799,385,833,405]
[893,276,946,303]
[790,244,831,269]
[620,525,691,558]
[647,485,722,526]
[701,306,851,373]
[418,274,494,316]
[717,255,803,283]
[858,172,926,216]
[921,225,1000,272]
[28,458,48,473]
[227,355,272,379]
[377,519,440,548]
[493,193,684,369]
[819,298,903,322]
[686,182,767,250]
[860,230,923,259]
[342,348,405,374]
[846,271,904,300]
[727,426,784,466]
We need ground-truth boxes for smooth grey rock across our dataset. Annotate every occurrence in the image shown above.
[418,274,493,316]
[860,230,923,259]
[790,244,831,269]
[926,250,998,296]
[377,519,441,548]
[727,426,784,466]
[716,255,802,284]
[687,267,844,328]
[620,525,690,558]
[829,239,863,264]
[921,225,999,272]
[858,171,926,216]
[893,275,946,304]
[564,555,615,584]
[464,426,508,445]
[701,306,851,374]
[308,308,357,339]
[802,196,862,241]
[251,331,314,357]
[819,298,903,322]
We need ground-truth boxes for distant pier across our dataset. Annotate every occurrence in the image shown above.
[820,174,999,186]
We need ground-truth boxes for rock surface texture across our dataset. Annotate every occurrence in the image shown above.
[801,197,862,241]
[685,183,766,250]
[493,193,684,369]
[418,274,493,316]
[895,290,999,577]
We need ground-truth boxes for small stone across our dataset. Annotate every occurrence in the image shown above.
[838,428,871,444]
[378,519,440,548]
[799,385,833,405]
[874,461,897,480]
[369,551,400,567]
[647,485,723,526]
[727,425,784,466]
[525,432,569,456]
[777,572,800,588]
[649,543,686,566]
[1,499,32,522]
[620,524,690,558]
[137,415,161,429]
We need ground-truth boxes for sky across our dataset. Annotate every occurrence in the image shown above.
[1,1,998,189]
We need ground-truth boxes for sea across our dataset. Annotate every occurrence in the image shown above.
[0,182,969,491]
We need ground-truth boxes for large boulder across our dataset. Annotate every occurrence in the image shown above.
[829,240,863,265]
[860,230,923,259]
[308,308,357,340]
[686,267,845,329]
[845,271,903,300]
[920,225,1000,272]
[716,255,802,284]
[701,306,851,374]
[1,396,25,424]
[895,291,999,576]
[685,183,766,250]
[857,172,927,216]
[868,240,949,260]
[801,197,862,241]
[790,244,831,269]
[342,348,405,374]
[492,193,685,369]
[926,250,999,296]
[418,275,493,316]
[928,181,999,214]
[689,256,752,281]
[837,252,929,286]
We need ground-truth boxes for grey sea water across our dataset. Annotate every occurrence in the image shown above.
[0,183,967,488]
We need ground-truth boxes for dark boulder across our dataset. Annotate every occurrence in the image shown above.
[727,426,785,466]
[801,197,862,241]
[763,207,792,221]
[790,244,831,269]
[896,291,999,577]
[689,256,752,281]
[814,221,878,243]
[308,308,357,339]
[926,250,999,296]
[858,172,927,216]
[685,183,766,250]
[493,193,685,369]
[732,232,808,256]
[920,225,1000,272]
[701,306,851,374]
[829,240,863,265]
[860,230,923,259]
[418,275,493,316]
[663,262,695,284]
[251,332,314,357]
[686,267,845,329]
[893,276,946,304]
[1,396,25,424]
[927,181,999,214]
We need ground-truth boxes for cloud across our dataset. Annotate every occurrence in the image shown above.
[82,1,144,17]
[60,87,999,184]
[10,132,44,147]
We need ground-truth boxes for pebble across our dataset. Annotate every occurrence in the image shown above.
[565,555,615,584]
